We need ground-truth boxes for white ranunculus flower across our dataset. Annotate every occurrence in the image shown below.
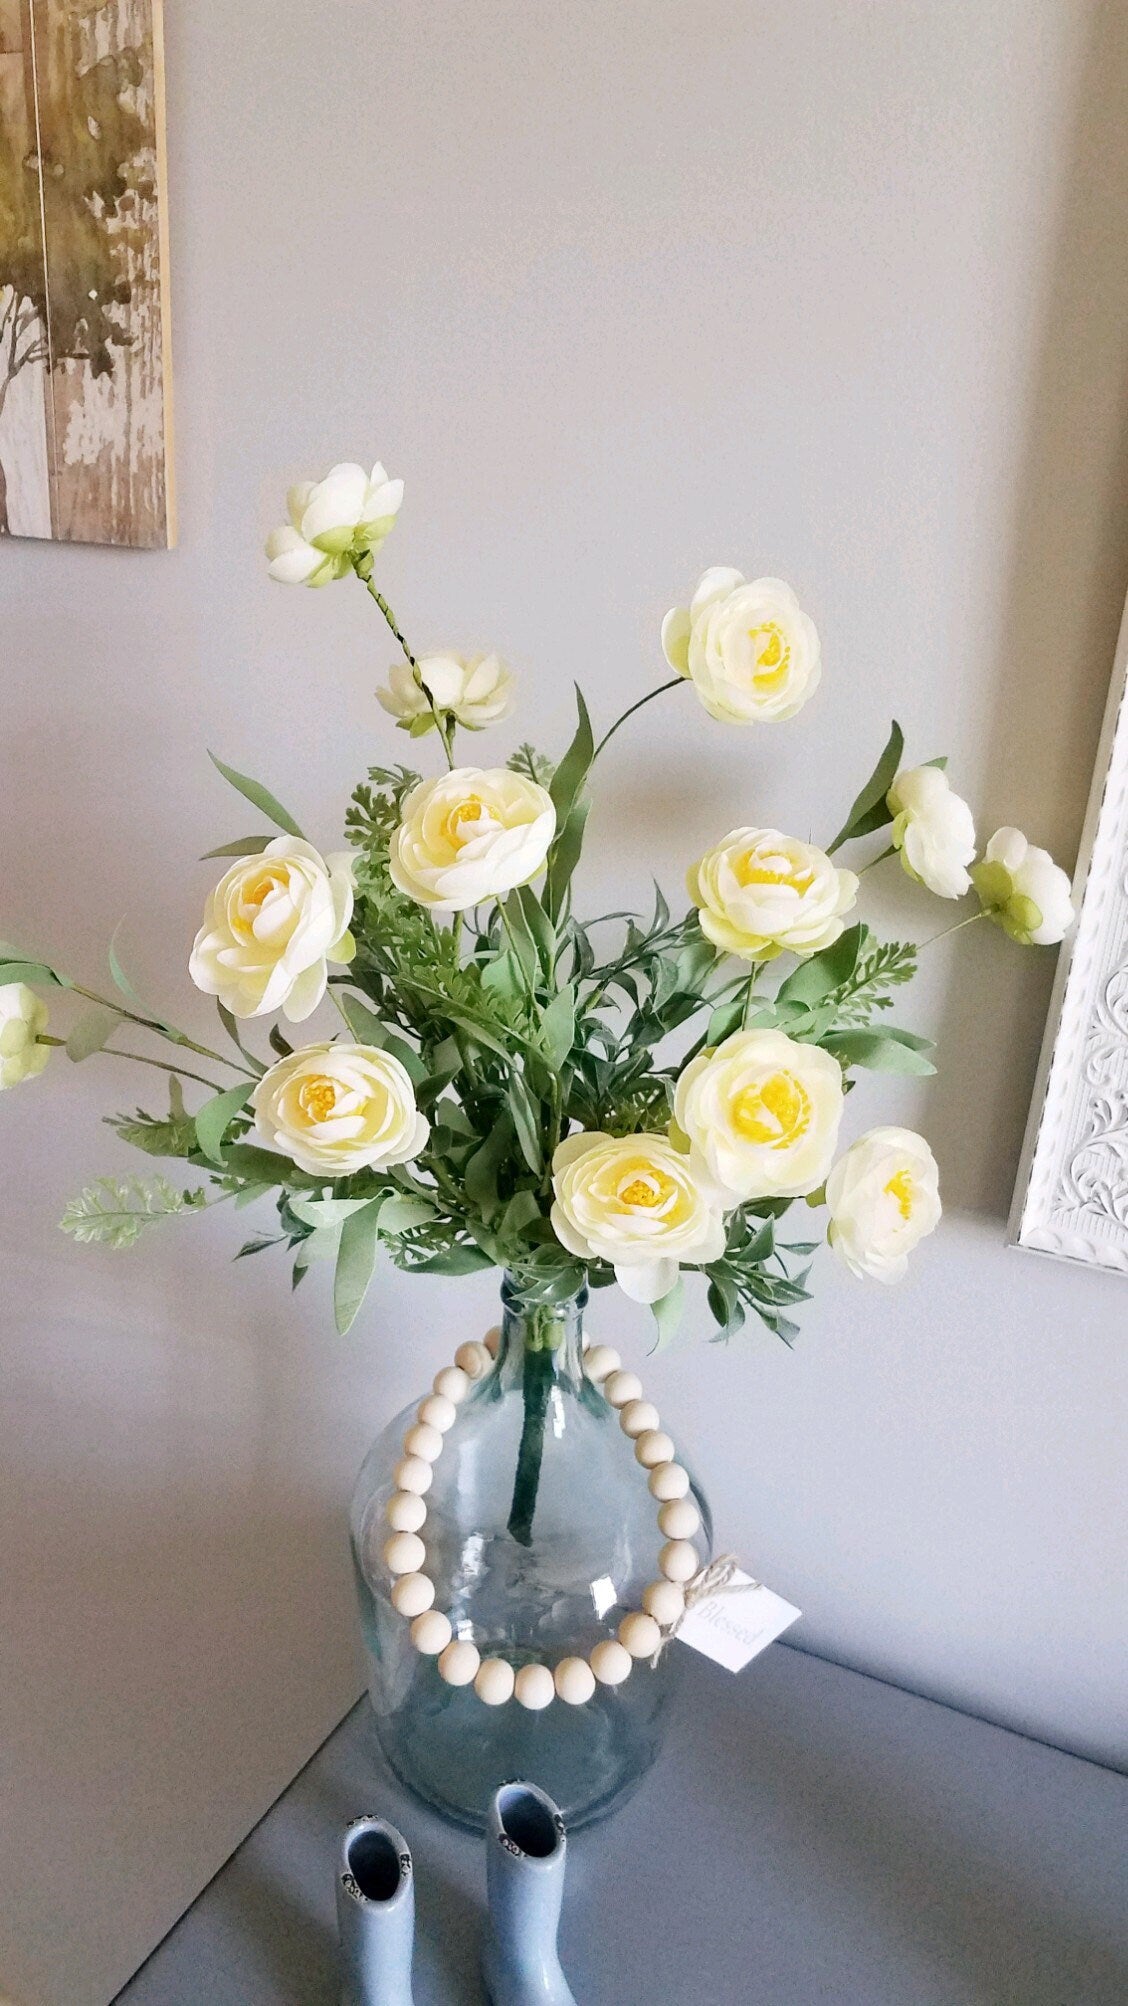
[674,1028,844,1206]
[0,983,50,1090]
[826,1126,941,1284]
[189,837,356,1023]
[265,461,403,586]
[252,1042,429,1177]
[887,766,976,900]
[688,827,858,962]
[661,570,821,725]
[377,652,516,734]
[551,1130,726,1303]
[389,767,555,914]
[971,828,1075,946]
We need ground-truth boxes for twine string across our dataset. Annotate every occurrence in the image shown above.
[650,1552,757,1665]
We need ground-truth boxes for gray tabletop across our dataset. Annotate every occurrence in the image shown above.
[116,1647,1128,2005]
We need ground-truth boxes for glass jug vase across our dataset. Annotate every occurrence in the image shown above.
[350,1275,711,1830]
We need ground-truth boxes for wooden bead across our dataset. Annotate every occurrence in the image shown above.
[618,1611,662,1658]
[583,1344,621,1383]
[433,1365,470,1404]
[603,1370,643,1408]
[660,1539,699,1583]
[658,1497,700,1540]
[514,1663,555,1711]
[384,1531,426,1576]
[648,1461,689,1502]
[410,1609,452,1655]
[454,1341,491,1379]
[391,1573,435,1618]
[385,1490,427,1533]
[643,1579,686,1627]
[619,1398,660,1439]
[483,1324,501,1357]
[403,1422,443,1463]
[475,1657,516,1706]
[394,1455,434,1495]
[555,1657,596,1706]
[590,1639,633,1686]
[438,1639,480,1686]
[417,1393,456,1433]
[635,1429,675,1469]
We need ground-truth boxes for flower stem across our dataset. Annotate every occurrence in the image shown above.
[354,565,455,769]
[590,677,685,766]
[919,908,987,951]
[98,1046,226,1091]
[71,984,255,1077]
[507,1333,554,1546]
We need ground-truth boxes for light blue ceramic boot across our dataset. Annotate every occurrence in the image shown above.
[336,1815,416,2006]
[482,1781,578,2006]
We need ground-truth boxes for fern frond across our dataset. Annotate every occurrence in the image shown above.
[60,1175,206,1249]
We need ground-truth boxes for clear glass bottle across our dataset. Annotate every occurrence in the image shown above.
[350,1274,711,1831]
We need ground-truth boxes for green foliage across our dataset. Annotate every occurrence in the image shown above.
[826,721,904,854]
[82,663,945,1348]
[60,1176,207,1249]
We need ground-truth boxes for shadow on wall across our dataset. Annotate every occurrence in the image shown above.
[929,0,1128,1218]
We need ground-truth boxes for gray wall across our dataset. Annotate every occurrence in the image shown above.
[4,3,1128,1998]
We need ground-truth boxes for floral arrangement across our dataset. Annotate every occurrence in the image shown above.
[2,459,1076,1343]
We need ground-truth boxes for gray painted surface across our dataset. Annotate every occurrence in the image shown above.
[116,1650,1128,2005]
[4,3,1128,1999]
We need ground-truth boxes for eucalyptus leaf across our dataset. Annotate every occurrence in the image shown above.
[200,835,273,860]
[0,959,68,989]
[507,1070,543,1172]
[821,1028,935,1075]
[540,985,576,1069]
[66,1006,122,1061]
[650,1275,685,1352]
[548,684,594,825]
[208,753,305,839]
[775,925,865,1011]
[195,1081,256,1164]
[334,1199,383,1333]
[377,1194,437,1235]
[288,1194,381,1231]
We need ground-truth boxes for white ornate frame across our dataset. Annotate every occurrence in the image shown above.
[1011,592,1128,1269]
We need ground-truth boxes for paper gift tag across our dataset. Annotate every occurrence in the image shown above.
[676,1569,801,1672]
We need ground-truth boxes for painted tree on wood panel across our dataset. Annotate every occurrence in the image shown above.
[0,7,152,537]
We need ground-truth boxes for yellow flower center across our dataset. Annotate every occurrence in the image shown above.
[731,1072,811,1147]
[299,1077,338,1123]
[444,795,487,846]
[619,1168,676,1209]
[243,868,283,910]
[885,1168,915,1220]
[748,621,791,690]
[734,849,813,894]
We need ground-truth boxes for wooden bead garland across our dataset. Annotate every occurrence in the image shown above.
[379,1330,703,1709]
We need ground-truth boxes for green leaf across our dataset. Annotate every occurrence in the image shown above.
[549,685,594,825]
[200,835,273,860]
[508,1069,543,1172]
[464,1117,512,1216]
[66,1006,122,1060]
[515,884,557,976]
[821,1028,935,1075]
[377,1194,437,1235]
[499,1190,543,1242]
[288,1194,381,1231]
[208,753,305,839]
[0,958,70,989]
[269,1023,293,1059]
[217,1003,266,1074]
[334,1199,384,1333]
[500,891,540,985]
[826,722,904,854]
[235,1235,284,1259]
[650,1275,685,1352]
[220,1141,292,1184]
[195,1081,256,1164]
[775,925,866,1011]
[541,984,576,1069]
[335,993,425,1081]
[706,991,750,1045]
[545,795,591,919]
[401,1243,495,1276]
[60,1175,205,1249]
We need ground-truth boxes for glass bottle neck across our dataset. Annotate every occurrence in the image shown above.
[495,1274,587,1394]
